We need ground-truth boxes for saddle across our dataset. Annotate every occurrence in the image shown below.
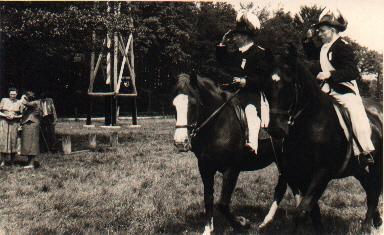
[331,98,364,155]
[231,98,270,141]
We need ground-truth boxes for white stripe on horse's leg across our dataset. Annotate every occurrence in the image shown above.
[173,94,189,143]
[259,201,278,229]
[202,217,214,235]
[295,194,302,207]
[260,92,270,128]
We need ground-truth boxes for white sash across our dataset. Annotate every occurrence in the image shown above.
[320,37,359,95]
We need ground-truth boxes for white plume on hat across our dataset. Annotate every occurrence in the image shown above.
[236,10,261,31]
[316,7,348,32]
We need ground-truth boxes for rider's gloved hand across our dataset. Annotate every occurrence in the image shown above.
[306,28,315,38]
[218,30,232,47]
[233,77,246,87]
[316,71,331,80]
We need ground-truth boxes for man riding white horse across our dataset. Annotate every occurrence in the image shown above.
[216,11,274,156]
[303,8,375,165]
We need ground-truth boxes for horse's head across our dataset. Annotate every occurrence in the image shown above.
[172,73,223,152]
[266,44,300,134]
[267,44,320,134]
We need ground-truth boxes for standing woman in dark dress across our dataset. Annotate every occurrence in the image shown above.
[20,91,42,169]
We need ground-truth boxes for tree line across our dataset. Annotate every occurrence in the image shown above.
[0,2,382,116]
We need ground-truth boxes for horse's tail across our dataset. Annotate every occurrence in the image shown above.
[363,98,383,194]
[363,98,382,132]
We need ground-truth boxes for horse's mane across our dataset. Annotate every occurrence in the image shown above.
[175,73,225,101]
[295,59,323,102]
[175,73,194,93]
[196,75,225,100]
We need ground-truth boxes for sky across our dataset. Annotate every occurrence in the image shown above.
[227,0,384,53]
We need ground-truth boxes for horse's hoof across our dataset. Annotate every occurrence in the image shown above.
[258,221,271,232]
[373,213,383,228]
[232,216,250,230]
[361,220,372,233]
[313,224,325,235]
[202,224,214,235]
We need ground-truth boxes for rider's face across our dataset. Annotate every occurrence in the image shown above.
[318,26,335,44]
[232,34,248,48]
[222,32,248,53]
[9,91,17,100]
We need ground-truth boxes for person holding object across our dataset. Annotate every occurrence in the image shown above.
[20,91,42,169]
[40,93,58,153]
[0,87,23,166]
[302,8,375,165]
[216,11,274,156]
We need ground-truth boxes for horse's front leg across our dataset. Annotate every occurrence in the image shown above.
[297,168,330,233]
[217,168,249,230]
[198,160,216,235]
[354,164,382,231]
[259,173,289,230]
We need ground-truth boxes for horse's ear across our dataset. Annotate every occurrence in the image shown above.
[264,48,274,63]
[189,72,198,88]
[288,43,298,60]
[196,75,205,89]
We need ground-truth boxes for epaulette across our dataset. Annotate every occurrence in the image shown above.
[257,45,265,51]
[340,39,349,45]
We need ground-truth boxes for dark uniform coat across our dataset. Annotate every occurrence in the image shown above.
[303,37,360,94]
[216,44,274,109]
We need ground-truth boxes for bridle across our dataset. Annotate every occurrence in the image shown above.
[276,61,310,129]
[175,88,241,139]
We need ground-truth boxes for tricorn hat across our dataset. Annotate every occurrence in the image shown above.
[235,11,261,35]
[315,8,348,32]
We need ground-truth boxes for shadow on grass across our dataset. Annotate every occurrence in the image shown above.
[159,204,356,235]
[0,159,40,168]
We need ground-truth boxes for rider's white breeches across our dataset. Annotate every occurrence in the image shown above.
[245,104,260,153]
[326,87,375,155]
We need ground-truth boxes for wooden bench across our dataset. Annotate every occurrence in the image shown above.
[61,131,119,155]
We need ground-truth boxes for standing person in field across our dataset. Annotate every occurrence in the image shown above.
[20,91,42,169]
[0,87,23,166]
[302,8,375,164]
[216,11,273,156]
[40,93,58,153]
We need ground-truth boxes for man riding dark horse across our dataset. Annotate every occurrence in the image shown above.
[212,7,382,231]
[216,11,275,155]
[302,8,375,165]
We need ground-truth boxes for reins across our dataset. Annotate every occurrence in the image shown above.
[192,88,241,138]
[286,62,310,128]
[175,87,241,139]
[279,61,356,175]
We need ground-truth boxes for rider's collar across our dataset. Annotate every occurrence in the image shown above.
[239,42,254,53]
[323,35,340,48]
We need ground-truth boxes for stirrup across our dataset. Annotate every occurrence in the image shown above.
[364,153,375,165]
[358,153,374,166]
[245,143,257,156]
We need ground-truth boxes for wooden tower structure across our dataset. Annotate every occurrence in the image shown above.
[86,2,139,127]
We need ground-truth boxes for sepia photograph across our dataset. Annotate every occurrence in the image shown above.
[0,0,382,234]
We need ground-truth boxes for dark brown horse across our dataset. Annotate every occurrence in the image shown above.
[263,47,383,232]
[172,73,296,234]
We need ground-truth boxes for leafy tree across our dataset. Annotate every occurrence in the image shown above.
[132,2,198,93]
[256,9,300,56]
[0,2,381,115]
[190,2,236,80]
[293,5,382,98]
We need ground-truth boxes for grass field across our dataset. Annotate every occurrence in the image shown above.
[0,119,382,235]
